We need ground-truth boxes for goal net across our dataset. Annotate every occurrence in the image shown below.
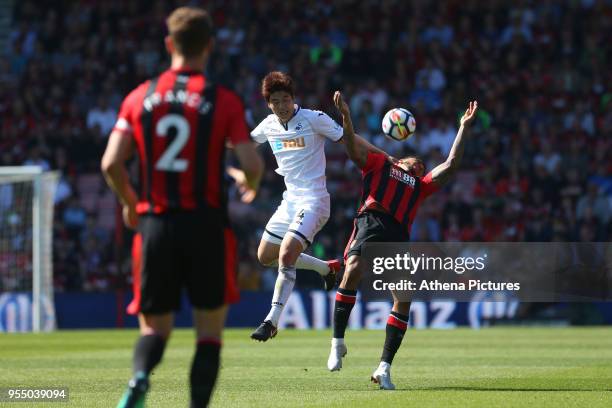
[0,167,59,332]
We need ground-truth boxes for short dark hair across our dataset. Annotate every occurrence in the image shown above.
[261,71,295,102]
[401,156,426,176]
[166,7,213,58]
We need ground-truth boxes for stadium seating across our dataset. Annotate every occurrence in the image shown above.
[2,0,609,292]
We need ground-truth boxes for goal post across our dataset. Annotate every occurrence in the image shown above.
[0,166,59,332]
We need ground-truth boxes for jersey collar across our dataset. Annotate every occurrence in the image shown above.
[169,67,203,75]
[279,105,300,130]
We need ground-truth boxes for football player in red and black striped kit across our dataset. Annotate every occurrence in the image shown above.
[328,91,477,389]
[101,7,263,408]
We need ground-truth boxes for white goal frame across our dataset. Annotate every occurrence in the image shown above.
[0,166,59,332]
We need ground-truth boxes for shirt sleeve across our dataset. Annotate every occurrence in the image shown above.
[223,91,250,145]
[112,88,140,136]
[420,171,440,198]
[311,111,343,142]
[250,119,268,144]
[361,152,387,173]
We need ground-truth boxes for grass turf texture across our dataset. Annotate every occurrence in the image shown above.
[0,328,611,407]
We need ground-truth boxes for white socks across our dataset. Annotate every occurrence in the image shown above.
[378,361,391,372]
[265,254,329,276]
[265,265,296,327]
[296,253,329,276]
[332,337,345,347]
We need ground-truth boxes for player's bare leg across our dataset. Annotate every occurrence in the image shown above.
[257,239,339,291]
[256,240,280,267]
[117,313,173,408]
[328,255,363,371]
[371,293,410,390]
[190,306,228,408]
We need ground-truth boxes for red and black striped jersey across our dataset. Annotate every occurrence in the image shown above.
[358,152,439,234]
[113,68,250,215]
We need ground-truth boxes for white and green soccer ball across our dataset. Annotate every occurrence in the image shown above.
[381,108,416,141]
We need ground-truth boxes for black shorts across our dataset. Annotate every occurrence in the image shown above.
[127,211,239,315]
[344,210,410,260]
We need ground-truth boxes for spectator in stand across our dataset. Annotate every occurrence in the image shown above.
[86,95,117,137]
[577,183,610,225]
[3,0,610,292]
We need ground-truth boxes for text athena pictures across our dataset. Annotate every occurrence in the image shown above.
[371,253,521,292]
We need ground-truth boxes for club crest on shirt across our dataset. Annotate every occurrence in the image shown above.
[390,167,416,187]
[270,137,306,153]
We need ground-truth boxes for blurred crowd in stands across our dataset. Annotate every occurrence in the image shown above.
[1,0,610,293]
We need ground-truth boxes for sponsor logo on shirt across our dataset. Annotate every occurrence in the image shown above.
[390,167,416,187]
[270,137,306,152]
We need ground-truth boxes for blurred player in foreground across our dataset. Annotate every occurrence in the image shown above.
[101,7,263,407]
[249,72,386,341]
[329,91,477,389]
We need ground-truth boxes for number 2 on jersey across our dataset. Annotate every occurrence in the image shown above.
[155,114,189,172]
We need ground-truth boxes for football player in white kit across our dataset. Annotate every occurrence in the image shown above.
[249,72,385,341]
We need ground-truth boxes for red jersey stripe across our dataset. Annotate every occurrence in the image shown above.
[126,233,143,315]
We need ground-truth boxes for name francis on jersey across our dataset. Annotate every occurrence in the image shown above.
[143,87,213,114]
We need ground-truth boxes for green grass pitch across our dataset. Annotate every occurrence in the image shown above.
[1,328,611,407]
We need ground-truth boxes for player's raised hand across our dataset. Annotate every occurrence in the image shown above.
[460,101,478,127]
[333,91,350,116]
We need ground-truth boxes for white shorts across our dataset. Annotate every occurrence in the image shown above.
[262,194,330,249]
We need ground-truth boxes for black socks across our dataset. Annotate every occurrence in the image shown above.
[133,334,166,376]
[381,311,408,364]
[190,338,221,408]
[333,288,357,338]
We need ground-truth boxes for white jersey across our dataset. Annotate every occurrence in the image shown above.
[251,105,343,200]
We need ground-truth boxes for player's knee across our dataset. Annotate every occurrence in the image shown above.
[257,250,275,266]
[278,250,295,268]
[257,244,277,266]
[278,242,301,267]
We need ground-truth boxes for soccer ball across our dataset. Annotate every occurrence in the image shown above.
[381,108,416,141]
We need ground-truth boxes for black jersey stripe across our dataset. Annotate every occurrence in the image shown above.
[360,171,374,207]
[141,77,159,211]
[194,82,216,209]
[165,73,189,209]
[374,162,391,203]
[402,178,421,226]
[388,175,406,213]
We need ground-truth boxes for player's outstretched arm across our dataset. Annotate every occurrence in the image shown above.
[353,133,390,158]
[333,91,368,168]
[101,130,139,229]
[231,141,264,203]
[430,101,478,187]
